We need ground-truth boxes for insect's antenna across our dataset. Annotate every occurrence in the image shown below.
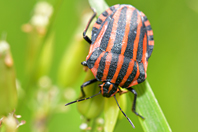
[114,95,135,128]
[65,91,101,106]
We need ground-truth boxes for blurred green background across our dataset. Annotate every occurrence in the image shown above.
[0,0,198,131]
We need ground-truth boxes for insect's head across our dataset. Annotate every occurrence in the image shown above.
[99,82,119,97]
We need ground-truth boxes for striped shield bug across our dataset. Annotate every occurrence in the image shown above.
[65,4,154,128]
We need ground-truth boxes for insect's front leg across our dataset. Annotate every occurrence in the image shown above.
[83,8,97,44]
[79,79,98,99]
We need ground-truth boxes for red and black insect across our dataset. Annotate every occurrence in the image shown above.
[65,4,154,128]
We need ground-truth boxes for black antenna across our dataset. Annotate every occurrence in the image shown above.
[114,95,135,128]
[65,91,101,106]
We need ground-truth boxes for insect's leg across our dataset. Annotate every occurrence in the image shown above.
[81,61,87,66]
[80,79,98,98]
[83,8,97,44]
[127,87,145,119]
[114,95,135,128]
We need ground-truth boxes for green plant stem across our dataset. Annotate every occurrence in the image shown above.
[90,118,97,132]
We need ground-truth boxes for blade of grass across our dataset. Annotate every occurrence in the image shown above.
[132,80,172,132]
[88,0,172,131]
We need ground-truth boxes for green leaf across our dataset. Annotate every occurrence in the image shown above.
[132,80,172,132]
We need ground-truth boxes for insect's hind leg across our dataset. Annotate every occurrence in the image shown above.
[83,8,97,44]
[80,79,98,98]
[127,87,145,119]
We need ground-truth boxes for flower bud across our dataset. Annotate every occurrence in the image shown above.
[77,70,104,119]
[3,115,17,132]
[0,40,17,116]
[30,1,53,29]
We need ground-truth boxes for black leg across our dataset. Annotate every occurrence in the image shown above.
[80,79,98,98]
[127,87,145,119]
[114,95,135,128]
[83,8,97,44]
[81,61,88,66]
